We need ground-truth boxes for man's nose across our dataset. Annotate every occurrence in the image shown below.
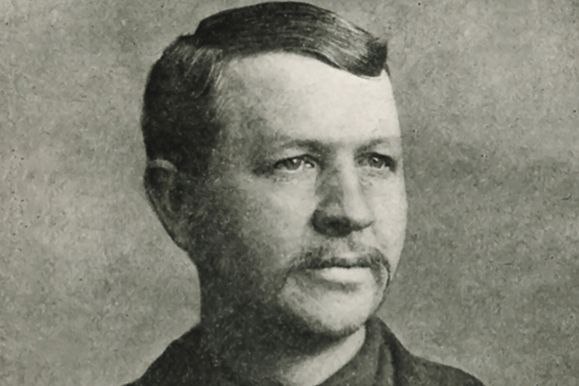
[311,166,374,237]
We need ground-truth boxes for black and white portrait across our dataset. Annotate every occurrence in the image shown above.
[2,1,577,385]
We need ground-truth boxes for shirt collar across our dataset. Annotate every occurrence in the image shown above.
[179,317,396,386]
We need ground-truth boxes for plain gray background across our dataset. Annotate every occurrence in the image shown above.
[1,0,578,385]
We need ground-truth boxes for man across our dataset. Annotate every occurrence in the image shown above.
[127,2,484,385]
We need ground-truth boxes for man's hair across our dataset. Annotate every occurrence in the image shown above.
[142,1,389,177]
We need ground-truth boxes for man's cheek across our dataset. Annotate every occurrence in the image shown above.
[241,189,313,235]
[374,197,406,235]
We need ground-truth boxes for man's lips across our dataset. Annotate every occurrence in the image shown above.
[303,266,374,285]
[298,252,383,270]
[295,254,379,287]
[289,247,391,288]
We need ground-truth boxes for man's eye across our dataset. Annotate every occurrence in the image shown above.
[273,156,316,172]
[360,154,396,170]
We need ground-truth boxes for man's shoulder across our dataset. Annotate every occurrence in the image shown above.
[123,328,204,386]
[373,318,484,386]
[393,351,484,386]
[125,319,485,386]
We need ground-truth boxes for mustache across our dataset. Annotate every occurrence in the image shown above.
[290,245,390,273]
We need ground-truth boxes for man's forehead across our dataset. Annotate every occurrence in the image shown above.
[216,52,394,105]
[213,52,399,144]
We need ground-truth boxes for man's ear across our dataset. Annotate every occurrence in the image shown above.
[143,160,191,251]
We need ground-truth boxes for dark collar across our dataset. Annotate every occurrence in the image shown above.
[320,317,394,386]
[126,317,484,386]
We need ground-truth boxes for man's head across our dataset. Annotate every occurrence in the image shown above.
[143,2,407,339]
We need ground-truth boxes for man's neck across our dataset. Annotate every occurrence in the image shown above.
[201,314,366,386]
[197,279,367,386]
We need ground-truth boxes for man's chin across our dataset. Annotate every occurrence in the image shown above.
[270,272,384,339]
[258,305,368,350]
[270,294,380,343]
[297,315,367,339]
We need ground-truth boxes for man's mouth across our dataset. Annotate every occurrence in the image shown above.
[289,247,390,288]
[304,266,374,285]
[304,255,375,269]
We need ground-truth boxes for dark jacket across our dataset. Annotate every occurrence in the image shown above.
[125,317,484,386]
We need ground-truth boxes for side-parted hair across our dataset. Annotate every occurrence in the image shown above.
[142,1,389,177]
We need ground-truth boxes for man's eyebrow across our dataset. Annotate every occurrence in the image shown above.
[256,135,403,155]
[357,137,403,157]
[357,136,402,149]
[266,138,328,153]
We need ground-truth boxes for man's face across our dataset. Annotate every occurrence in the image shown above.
[190,53,407,337]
